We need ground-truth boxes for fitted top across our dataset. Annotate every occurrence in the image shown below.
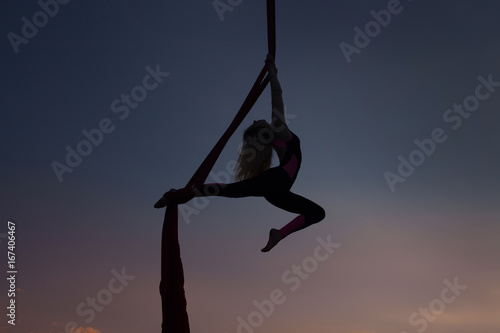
[272,130,302,181]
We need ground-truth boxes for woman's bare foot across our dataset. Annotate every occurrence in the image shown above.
[154,189,176,208]
[154,187,196,208]
[154,197,169,208]
[261,228,283,252]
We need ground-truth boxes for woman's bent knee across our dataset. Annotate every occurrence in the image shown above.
[312,205,326,224]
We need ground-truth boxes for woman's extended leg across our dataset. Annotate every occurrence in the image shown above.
[261,191,325,252]
[154,168,284,208]
[195,167,286,199]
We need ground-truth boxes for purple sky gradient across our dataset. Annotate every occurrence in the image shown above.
[1,1,499,333]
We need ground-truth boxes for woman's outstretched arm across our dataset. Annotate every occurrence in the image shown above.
[267,59,291,139]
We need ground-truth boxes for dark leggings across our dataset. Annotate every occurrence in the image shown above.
[196,168,325,237]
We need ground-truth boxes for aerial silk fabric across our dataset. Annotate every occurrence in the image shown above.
[160,1,276,332]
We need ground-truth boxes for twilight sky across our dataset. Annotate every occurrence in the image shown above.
[1,1,499,333]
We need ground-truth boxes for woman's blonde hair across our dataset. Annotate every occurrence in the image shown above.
[235,125,273,181]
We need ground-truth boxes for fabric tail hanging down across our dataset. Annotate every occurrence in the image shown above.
[159,1,276,332]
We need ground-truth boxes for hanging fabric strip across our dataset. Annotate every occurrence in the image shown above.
[160,1,276,332]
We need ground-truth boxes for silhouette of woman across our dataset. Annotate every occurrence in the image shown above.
[155,57,325,252]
